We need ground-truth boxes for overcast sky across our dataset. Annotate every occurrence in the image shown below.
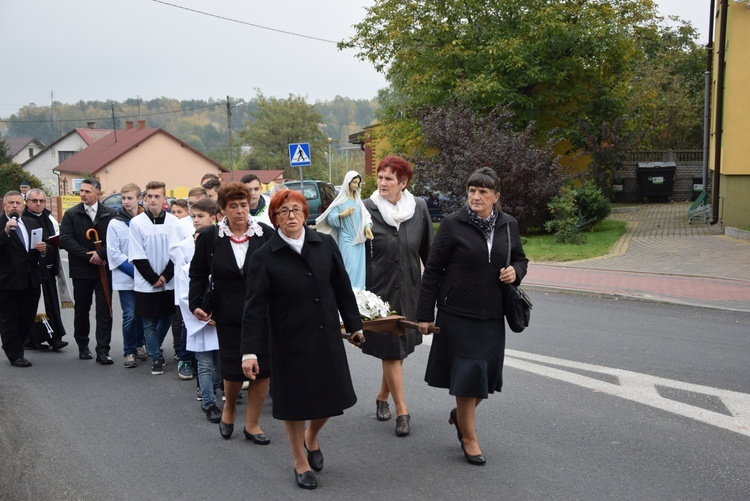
[0,0,711,118]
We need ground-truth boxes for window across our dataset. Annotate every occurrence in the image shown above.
[58,151,75,163]
[28,147,34,157]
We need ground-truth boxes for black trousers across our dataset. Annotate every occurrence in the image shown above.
[72,277,112,355]
[0,286,41,362]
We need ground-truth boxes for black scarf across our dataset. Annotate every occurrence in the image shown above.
[466,206,498,242]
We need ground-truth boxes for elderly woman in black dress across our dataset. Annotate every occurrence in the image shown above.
[417,167,528,466]
[241,189,364,490]
[362,155,433,437]
[190,182,273,443]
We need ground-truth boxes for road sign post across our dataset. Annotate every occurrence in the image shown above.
[289,143,311,183]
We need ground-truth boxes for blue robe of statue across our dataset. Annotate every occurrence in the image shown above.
[326,198,366,290]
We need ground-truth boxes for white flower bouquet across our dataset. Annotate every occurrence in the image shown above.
[353,288,393,321]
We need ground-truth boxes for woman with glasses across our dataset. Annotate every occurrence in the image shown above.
[241,189,364,490]
[189,182,273,443]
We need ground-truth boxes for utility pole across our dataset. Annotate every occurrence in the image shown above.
[327,137,333,183]
[227,96,233,181]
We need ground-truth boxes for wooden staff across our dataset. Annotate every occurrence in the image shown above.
[85,228,112,316]
[341,315,440,338]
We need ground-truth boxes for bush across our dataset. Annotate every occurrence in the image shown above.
[410,97,567,233]
[545,183,611,243]
[0,163,44,197]
[575,181,612,231]
[545,186,586,244]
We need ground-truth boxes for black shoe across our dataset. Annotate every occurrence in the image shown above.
[461,442,486,466]
[96,353,114,365]
[79,348,93,360]
[449,408,463,443]
[294,469,317,490]
[50,339,69,351]
[10,357,32,367]
[376,399,391,421]
[395,414,411,437]
[305,443,324,472]
[219,420,234,439]
[204,405,222,423]
[243,427,270,445]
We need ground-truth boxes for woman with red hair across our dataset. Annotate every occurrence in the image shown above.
[241,189,365,490]
[362,155,434,437]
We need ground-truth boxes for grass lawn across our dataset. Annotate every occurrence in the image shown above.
[431,219,628,262]
[522,219,628,262]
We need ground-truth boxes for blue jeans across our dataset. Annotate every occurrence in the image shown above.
[142,315,173,362]
[119,290,144,356]
[195,350,221,407]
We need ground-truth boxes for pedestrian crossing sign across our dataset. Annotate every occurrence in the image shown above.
[289,143,311,167]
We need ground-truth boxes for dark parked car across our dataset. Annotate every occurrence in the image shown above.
[102,192,123,213]
[282,180,336,225]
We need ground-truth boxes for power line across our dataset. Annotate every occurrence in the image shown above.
[152,0,339,45]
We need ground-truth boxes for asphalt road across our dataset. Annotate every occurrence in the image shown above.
[1,292,749,500]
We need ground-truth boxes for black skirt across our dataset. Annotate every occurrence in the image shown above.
[216,321,270,382]
[424,310,505,399]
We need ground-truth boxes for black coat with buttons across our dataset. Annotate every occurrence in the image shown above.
[361,196,433,358]
[241,228,362,421]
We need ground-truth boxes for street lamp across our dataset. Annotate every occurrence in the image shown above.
[327,137,333,184]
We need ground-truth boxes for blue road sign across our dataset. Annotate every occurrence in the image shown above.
[289,143,311,167]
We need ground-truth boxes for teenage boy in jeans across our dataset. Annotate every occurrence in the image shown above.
[129,181,180,375]
[107,183,147,367]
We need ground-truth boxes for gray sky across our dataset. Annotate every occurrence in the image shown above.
[0,0,711,118]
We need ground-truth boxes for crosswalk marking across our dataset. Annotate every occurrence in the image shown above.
[505,349,750,437]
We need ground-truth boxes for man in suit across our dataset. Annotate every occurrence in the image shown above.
[0,191,47,367]
[60,178,116,364]
[23,188,69,351]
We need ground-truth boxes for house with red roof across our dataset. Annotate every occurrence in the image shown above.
[54,120,227,196]
[21,123,112,193]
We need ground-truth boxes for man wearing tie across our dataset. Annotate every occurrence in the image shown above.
[60,178,116,364]
[0,191,47,367]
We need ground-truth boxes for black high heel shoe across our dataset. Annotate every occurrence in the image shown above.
[219,420,234,439]
[243,427,270,445]
[449,408,463,444]
[461,442,486,466]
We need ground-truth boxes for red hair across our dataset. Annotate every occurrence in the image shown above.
[268,189,309,227]
[377,155,413,185]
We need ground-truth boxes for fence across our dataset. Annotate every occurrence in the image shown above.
[618,151,705,202]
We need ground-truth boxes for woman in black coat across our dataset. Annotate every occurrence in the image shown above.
[190,182,273,443]
[417,167,528,466]
[241,189,364,491]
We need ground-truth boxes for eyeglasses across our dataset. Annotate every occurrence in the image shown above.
[28,199,46,203]
[276,207,304,218]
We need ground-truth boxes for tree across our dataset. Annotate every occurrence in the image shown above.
[411,98,566,232]
[235,93,329,180]
[342,0,655,136]
[0,163,44,197]
[626,19,705,150]
[0,139,11,165]
[342,0,705,161]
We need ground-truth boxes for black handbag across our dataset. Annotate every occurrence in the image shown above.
[503,224,532,333]
[200,230,217,315]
